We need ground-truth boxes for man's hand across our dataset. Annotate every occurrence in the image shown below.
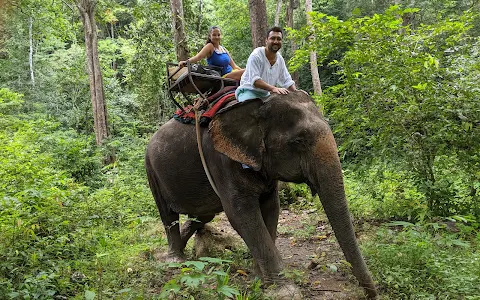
[271,87,290,94]
[299,89,309,95]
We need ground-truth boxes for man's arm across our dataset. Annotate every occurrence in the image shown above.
[277,54,296,92]
[254,79,290,94]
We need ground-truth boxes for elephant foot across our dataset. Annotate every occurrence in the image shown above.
[266,283,303,300]
[362,283,378,299]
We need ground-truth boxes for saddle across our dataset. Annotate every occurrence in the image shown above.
[173,86,238,126]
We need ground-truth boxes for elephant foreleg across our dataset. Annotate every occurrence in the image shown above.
[252,189,281,277]
[259,186,280,242]
[222,198,284,284]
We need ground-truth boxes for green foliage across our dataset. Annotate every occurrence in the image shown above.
[291,6,480,218]
[344,162,428,221]
[126,0,177,125]
[0,112,91,298]
[363,222,480,299]
[0,87,160,298]
[314,0,478,23]
[0,88,24,115]
[29,41,92,131]
[211,0,252,66]
[279,183,319,209]
[160,257,241,299]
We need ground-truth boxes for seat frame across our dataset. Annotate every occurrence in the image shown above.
[166,61,238,111]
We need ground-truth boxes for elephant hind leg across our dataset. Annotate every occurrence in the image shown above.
[145,156,184,262]
[180,214,215,248]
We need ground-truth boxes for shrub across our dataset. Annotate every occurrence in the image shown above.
[363,222,480,299]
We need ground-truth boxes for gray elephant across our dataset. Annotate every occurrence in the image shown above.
[145,91,377,299]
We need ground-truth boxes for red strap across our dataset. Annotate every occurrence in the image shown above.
[202,92,236,118]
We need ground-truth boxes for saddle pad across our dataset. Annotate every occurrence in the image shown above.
[173,87,238,126]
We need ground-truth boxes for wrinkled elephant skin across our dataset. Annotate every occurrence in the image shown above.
[145,91,377,298]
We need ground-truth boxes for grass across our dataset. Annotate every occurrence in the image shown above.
[362,222,480,299]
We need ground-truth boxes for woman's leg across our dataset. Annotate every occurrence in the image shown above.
[225,69,245,81]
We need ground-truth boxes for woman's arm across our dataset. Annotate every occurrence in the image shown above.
[178,44,214,66]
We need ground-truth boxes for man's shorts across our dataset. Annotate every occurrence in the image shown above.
[235,88,269,102]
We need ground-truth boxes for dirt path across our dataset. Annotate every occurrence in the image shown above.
[209,210,365,299]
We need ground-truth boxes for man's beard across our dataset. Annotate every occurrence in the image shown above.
[268,44,280,52]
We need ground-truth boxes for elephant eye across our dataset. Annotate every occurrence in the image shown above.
[288,136,307,148]
[288,130,313,148]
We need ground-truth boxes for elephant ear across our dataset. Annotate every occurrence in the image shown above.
[209,99,265,171]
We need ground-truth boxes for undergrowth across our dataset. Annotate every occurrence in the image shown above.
[2,88,479,299]
[363,221,480,299]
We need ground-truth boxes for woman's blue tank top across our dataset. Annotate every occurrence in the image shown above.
[206,46,233,76]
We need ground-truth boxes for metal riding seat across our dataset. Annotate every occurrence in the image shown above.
[166,61,239,110]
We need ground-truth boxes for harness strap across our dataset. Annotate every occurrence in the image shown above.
[194,99,220,198]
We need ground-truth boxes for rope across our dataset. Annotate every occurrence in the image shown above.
[194,100,220,198]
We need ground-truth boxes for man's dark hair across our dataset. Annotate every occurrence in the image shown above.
[266,26,283,38]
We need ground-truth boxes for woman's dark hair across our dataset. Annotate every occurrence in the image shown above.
[266,26,283,38]
[206,26,221,45]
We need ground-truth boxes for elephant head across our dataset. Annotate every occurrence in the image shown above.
[209,91,377,298]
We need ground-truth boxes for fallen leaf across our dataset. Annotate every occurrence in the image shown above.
[236,269,247,276]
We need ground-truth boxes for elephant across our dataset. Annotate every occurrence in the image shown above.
[145,91,377,299]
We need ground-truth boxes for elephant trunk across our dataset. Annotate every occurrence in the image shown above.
[307,134,377,299]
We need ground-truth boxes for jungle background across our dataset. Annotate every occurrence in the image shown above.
[0,0,479,299]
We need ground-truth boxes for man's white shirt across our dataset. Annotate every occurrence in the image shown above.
[238,47,295,95]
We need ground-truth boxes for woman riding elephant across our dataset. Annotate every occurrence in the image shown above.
[178,26,245,81]
[145,92,378,299]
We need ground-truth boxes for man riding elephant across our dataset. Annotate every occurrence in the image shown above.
[236,26,298,102]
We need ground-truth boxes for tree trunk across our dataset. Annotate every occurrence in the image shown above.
[306,0,322,95]
[197,0,203,33]
[286,0,298,84]
[29,16,35,86]
[76,0,109,146]
[111,22,116,70]
[170,0,189,61]
[248,0,268,48]
[274,0,282,26]
[0,0,6,55]
[286,0,293,29]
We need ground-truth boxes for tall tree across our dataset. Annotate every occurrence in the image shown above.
[286,0,299,84]
[28,16,34,86]
[197,0,203,33]
[248,0,268,48]
[306,0,321,94]
[274,0,282,26]
[76,0,109,146]
[170,0,189,61]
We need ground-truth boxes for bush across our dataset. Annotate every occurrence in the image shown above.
[290,6,480,218]
[363,222,480,299]
[0,90,158,297]
[344,162,427,221]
